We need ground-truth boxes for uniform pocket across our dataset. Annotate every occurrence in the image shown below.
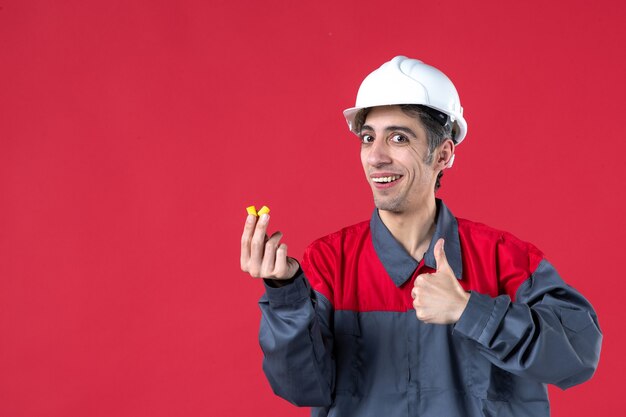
[465,340,513,401]
[561,308,594,333]
[334,311,361,394]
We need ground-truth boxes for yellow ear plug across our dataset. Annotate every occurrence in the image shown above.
[246,206,258,216]
[258,206,270,216]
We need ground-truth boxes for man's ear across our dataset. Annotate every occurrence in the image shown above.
[436,139,455,169]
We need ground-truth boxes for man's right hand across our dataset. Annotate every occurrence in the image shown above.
[240,213,300,280]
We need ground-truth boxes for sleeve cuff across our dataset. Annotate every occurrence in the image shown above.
[263,270,311,307]
[453,291,495,341]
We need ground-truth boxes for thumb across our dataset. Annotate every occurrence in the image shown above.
[434,238,452,273]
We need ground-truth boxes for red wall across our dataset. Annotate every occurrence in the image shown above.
[1,0,624,416]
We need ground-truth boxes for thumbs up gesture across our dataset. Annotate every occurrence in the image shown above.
[411,238,470,324]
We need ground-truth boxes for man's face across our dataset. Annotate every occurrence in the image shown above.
[359,106,439,213]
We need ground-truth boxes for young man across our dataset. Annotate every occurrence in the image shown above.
[240,56,602,417]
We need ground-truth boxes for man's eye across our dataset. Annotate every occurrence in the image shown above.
[360,134,374,144]
[391,134,407,143]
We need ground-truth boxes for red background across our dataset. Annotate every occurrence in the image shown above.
[1,0,624,416]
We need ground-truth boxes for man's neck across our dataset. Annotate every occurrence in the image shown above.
[378,197,437,261]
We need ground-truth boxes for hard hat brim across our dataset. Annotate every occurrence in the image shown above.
[342,104,467,145]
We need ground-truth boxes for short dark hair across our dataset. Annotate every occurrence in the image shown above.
[354,105,453,191]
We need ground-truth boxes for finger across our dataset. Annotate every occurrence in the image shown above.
[434,238,451,272]
[260,231,283,277]
[248,214,270,277]
[240,214,258,270]
[274,243,295,279]
[413,273,428,287]
[411,285,425,304]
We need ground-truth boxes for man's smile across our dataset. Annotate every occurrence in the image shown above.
[370,173,404,189]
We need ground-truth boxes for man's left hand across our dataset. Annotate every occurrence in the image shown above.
[411,238,470,324]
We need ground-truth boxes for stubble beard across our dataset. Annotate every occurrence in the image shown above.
[373,191,407,214]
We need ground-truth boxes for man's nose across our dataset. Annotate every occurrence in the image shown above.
[366,140,392,166]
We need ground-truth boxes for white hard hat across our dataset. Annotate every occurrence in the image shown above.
[343,56,468,145]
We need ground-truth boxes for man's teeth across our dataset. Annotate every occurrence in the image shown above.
[372,175,401,183]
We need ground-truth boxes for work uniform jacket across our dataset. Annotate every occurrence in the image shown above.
[259,200,602,417]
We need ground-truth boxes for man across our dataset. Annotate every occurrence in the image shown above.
[240,56,602,417]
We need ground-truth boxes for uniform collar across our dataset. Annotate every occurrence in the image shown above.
[370,199,463,287]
